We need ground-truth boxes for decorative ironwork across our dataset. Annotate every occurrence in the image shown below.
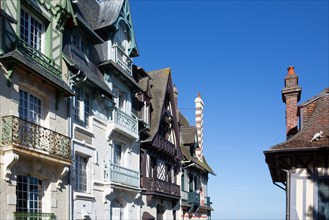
[14,212,56,220]
[112,44,132,75]
[104,162,139,188]
[113,108,138,133]
[144,177,180,196]
[1,116,71,161]
[16,39,61,77]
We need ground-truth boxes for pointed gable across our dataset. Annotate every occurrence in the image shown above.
[146,68,182,160]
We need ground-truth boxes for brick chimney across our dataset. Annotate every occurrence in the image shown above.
[282,66,302,139]
[195,93,204,160]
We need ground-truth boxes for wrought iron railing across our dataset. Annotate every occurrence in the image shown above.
[112,44,132,75]
[14,212,56,220]
[1,116,71,161]
[112,108,138,134]
[16,39,61,77]
[144,177,180,196]
[104,162,139,188]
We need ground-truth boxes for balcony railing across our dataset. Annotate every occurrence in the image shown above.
[153,135,176,156]
[1,116,71,161]
[204,196,211,206]
[104,162,139,188]
[112,44,132,75]
[16,39,61,77]
[112,108,138,134]
[143,177,180,197]
[188,191,200,204]
[14,212,56,220]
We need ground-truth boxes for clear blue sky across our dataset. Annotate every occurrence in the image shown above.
[130,0,329,219]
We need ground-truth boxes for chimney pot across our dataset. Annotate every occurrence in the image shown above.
[287,66,295,75]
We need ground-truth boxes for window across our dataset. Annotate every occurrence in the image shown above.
[73,86,91,127]
[75,154,88,192]
[143,102,150,124]
[318,179,329,220]
[113,88,126,112]
[113,143,122,166]
[20,9,43,51]
[72,32,89,56]
[157,160,166,181]
[19,89,41,123]
[16,175,42,213]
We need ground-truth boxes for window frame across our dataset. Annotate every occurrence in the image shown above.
[20,7,45,52]
[73,86,91,127]
[16,175,43,213]
[75,154,89,192]
[19,89,42,124]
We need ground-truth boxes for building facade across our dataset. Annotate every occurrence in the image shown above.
[0,0,74,219]
[64,0,142,219]
[264,67,329,220]
[179,94,215,220]
[140,68,183,220]
[1,1,215,220]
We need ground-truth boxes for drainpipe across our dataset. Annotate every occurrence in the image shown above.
[282,169,290,220]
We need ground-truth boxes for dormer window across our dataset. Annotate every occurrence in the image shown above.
[72,32,89,56]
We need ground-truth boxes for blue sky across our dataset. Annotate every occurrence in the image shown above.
[130,0,329,219]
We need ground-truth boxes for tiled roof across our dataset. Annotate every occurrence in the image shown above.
[268,88,329,152]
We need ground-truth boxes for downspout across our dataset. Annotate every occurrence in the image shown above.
[282,169,291,220]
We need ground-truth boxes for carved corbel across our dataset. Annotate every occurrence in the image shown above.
[57,167,69,189]
[4,153,19,182]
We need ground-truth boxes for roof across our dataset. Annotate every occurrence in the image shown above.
[181,126,197,145]
[95,0,124,30]
[62,54,114,98]
[266,88,329,152]
[144,68,171,142]
[179,111,190,127]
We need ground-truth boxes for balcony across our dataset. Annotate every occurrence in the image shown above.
[153,135,176,156]
[143,177,180,198]
[204,196,211,206]
[16,39,61,77]
[112,44,132,75]
[104,162,139,188]
[1,116,71,162]
[188,191,200,204]
[110,108,138,138]
[14,212,56,220]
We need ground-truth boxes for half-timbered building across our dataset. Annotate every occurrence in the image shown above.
[179,94,215,220]
[140,68,183,220]
[0,0,74,219]
[264,67,329,220]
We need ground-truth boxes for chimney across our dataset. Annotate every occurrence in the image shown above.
[282,66,302,139]
[173,85,179,120]
[195,93,204,160]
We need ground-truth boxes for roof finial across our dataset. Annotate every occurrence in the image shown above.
[197,92,201,98]
[287,66,295,75]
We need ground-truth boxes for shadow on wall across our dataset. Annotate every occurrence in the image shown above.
[307,179,329,220]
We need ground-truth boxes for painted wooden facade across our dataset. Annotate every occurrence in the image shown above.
[265,67,329,220]
[0,0,74,219]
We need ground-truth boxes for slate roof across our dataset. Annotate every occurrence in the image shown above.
[266,88,329,153]
[144,68,171,142]
[180,112,216,175]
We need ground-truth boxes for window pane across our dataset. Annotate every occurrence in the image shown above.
[319,179,329,220]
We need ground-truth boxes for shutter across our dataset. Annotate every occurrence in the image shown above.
[112,207,121,220]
